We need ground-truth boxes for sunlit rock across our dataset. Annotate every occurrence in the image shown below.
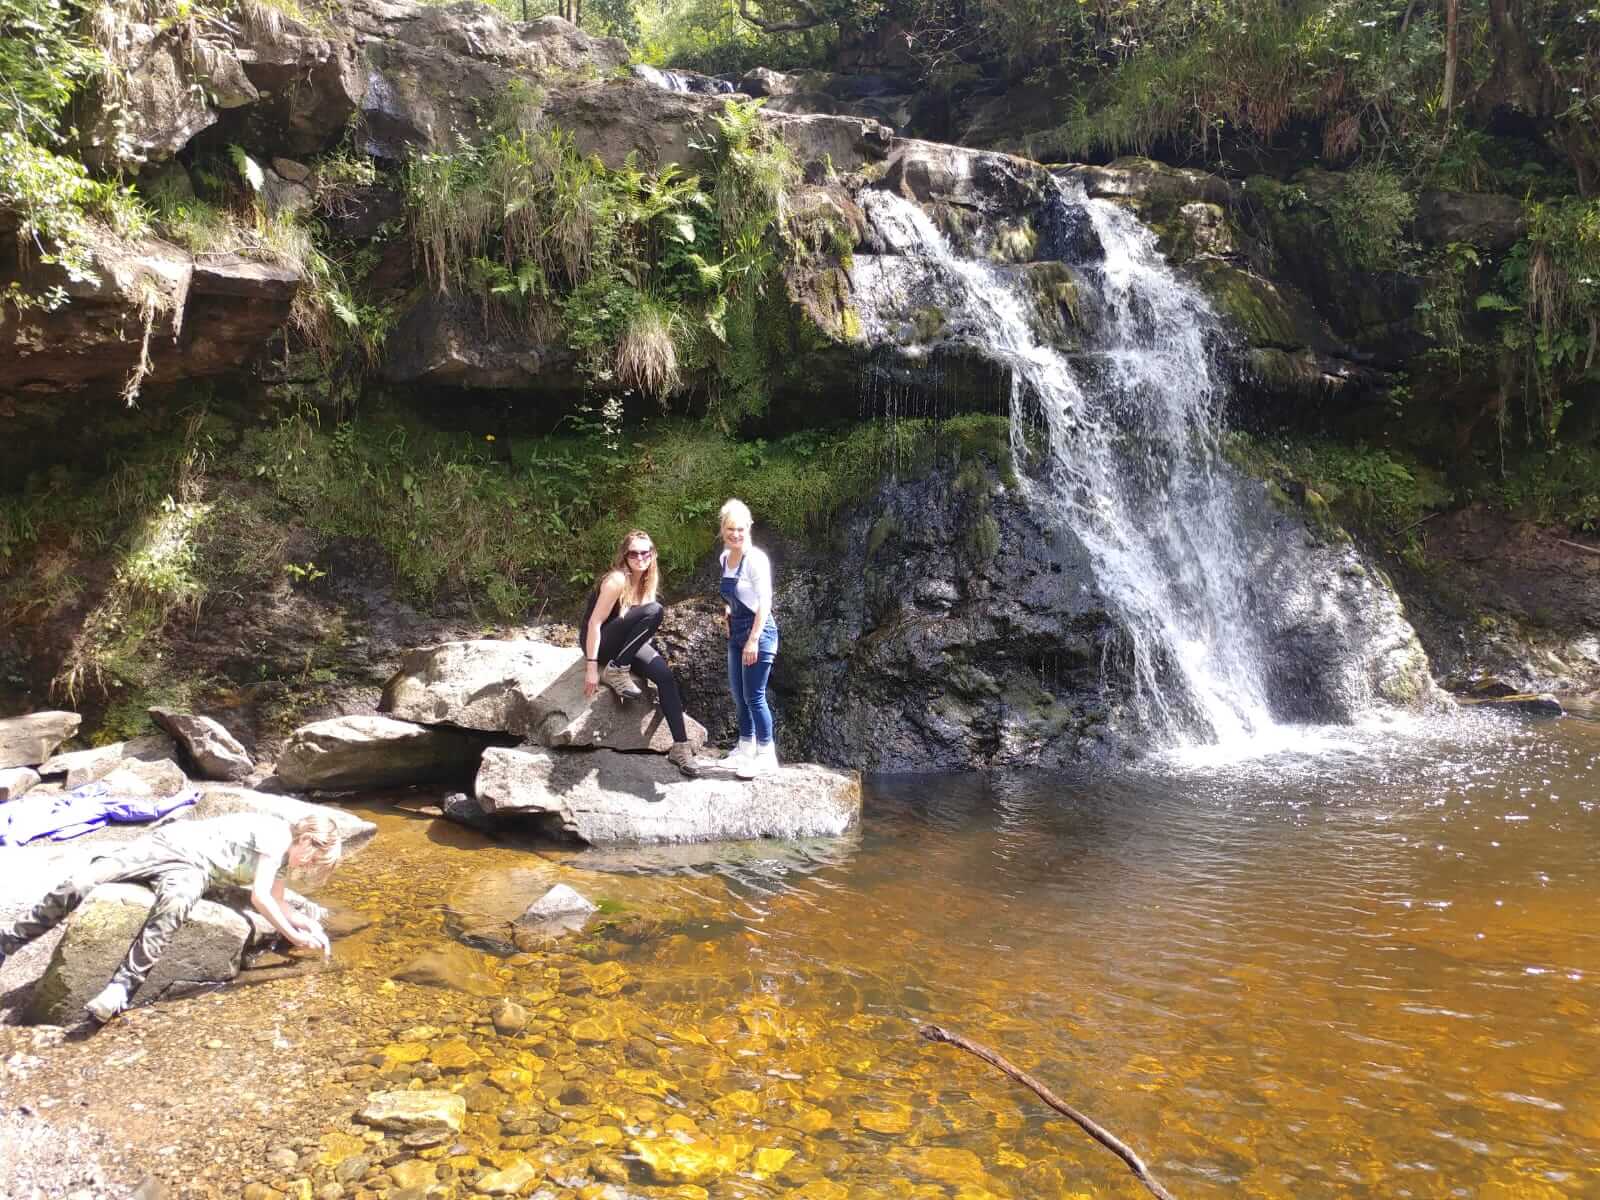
[474,1158,541,1195]
[38,731,176,787]
[0,712,82,770]
[392,945,500,997]
[475,747,861,844]
[629,1135,751,1185]
[381,639,706,753]
[99,757,188,799]
[277,714,494,790]
[187,784,376,851]
[27,884,249,1023]
[150,708,254,781]
[357,1090,466,1134]
[0,767,41,802]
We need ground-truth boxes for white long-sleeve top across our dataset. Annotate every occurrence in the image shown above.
[720,544,773,617]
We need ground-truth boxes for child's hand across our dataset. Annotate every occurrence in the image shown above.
[291,921,330,956]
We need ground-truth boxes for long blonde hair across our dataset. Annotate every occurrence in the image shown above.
[605,528,659,607]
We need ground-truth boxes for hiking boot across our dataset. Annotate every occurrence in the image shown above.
[85,981,130,1023]
[667,741,700,777]
[601,662,643,700]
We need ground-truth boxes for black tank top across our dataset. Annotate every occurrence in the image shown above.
[580,586,619,635]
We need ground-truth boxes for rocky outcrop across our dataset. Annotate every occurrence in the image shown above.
[474,746,861,844]
[38,732,177,787]
[150,709,254,782]
[275,715,494,790]
[381,639,707,753]
[0,234,300,398]
[0,712,82,770]
[27,884,251,1023]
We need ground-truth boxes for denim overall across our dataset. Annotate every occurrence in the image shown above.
[722,554,779,745]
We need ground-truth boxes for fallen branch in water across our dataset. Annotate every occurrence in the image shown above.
[1555,537,1600,559]
[918,1023,1179,1200]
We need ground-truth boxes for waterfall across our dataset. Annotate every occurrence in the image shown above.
[859,182,1281,747]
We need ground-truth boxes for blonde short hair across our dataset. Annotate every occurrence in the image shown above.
[291,811,342,870]
[719,498,753,530]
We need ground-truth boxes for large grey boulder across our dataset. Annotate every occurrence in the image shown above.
[0,713,83,770]
[186,783,377,851]
[26,884,250,1023]
[1416,190,1525,251]
[474,747,861,844]
[150,708,254,781]
[275,715,492,790]
[39,732,178,788]
[381,639,706,753]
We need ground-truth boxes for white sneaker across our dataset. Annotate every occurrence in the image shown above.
[736,742,778,779]
[85,981,130,1023]
[723,738,755,766]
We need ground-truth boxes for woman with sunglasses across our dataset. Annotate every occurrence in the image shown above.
[581,529,700,776]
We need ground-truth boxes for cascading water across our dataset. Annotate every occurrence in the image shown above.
[859,182,1283,747]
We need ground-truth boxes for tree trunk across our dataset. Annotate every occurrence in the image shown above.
[1442,0,1458,115]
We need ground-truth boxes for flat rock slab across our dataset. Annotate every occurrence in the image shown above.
[0,767,41,802]
[475,747,862,845]
[99,757,189,799]
[275,715,494,790]
[381,639,705,753]
[358,1090,466,1134]
[187,783,377,851]
[27,883,250,1024]
[1,712,83,770]
[40,732,178,788]
[150,708,254,781]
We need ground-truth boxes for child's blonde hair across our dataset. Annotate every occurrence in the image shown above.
[291,811,342,871]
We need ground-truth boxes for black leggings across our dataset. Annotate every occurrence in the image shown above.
[595,602,688,743]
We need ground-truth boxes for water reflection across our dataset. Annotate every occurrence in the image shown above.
[290,713,1600,1198]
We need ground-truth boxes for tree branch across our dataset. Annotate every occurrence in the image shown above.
[737,0,829,34]
[918,1024,1181,1200]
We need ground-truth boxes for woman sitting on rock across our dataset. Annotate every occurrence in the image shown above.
[719,498,780,778]
[582,529,699,777]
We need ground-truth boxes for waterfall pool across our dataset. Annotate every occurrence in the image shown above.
[4,709,1594,1197]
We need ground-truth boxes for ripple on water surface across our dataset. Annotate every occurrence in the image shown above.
[295,712,1598,1199]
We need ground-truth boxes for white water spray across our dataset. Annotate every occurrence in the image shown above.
[861,182,1281,747]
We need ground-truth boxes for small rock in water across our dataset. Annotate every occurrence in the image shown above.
[475,1159,540,1196]
[391,945,499,996]
[490,998,528,1036]
[357,1090,466,1134]
[266,1147,300,1171]
[521,884,597,921]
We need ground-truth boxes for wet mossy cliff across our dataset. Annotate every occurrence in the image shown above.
[1,0,1588,770]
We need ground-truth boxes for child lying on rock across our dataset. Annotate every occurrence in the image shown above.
[0,811,341,1023]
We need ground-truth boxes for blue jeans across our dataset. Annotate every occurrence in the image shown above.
[728,621,778,744]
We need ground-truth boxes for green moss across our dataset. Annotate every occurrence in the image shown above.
[966,512,1000,563]
[865,514,899,558]
[1194,261,1300,347]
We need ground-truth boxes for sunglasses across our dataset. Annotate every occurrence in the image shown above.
[626,548,654,560]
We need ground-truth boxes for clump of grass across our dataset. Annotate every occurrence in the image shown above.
[615,300,683,400]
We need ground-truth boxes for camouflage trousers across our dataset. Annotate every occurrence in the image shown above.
[0,839,208,996]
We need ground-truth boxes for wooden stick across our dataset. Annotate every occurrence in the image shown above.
[919,1024,1180,1200]
[1555,537,1600,559]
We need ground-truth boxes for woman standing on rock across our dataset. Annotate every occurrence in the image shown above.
[582,529,699,776]
[719,498,780,778]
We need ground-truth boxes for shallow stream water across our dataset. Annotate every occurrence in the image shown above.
[277,708,1600,1199]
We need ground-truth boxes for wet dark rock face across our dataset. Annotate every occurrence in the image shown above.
[661,467,1127,773]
